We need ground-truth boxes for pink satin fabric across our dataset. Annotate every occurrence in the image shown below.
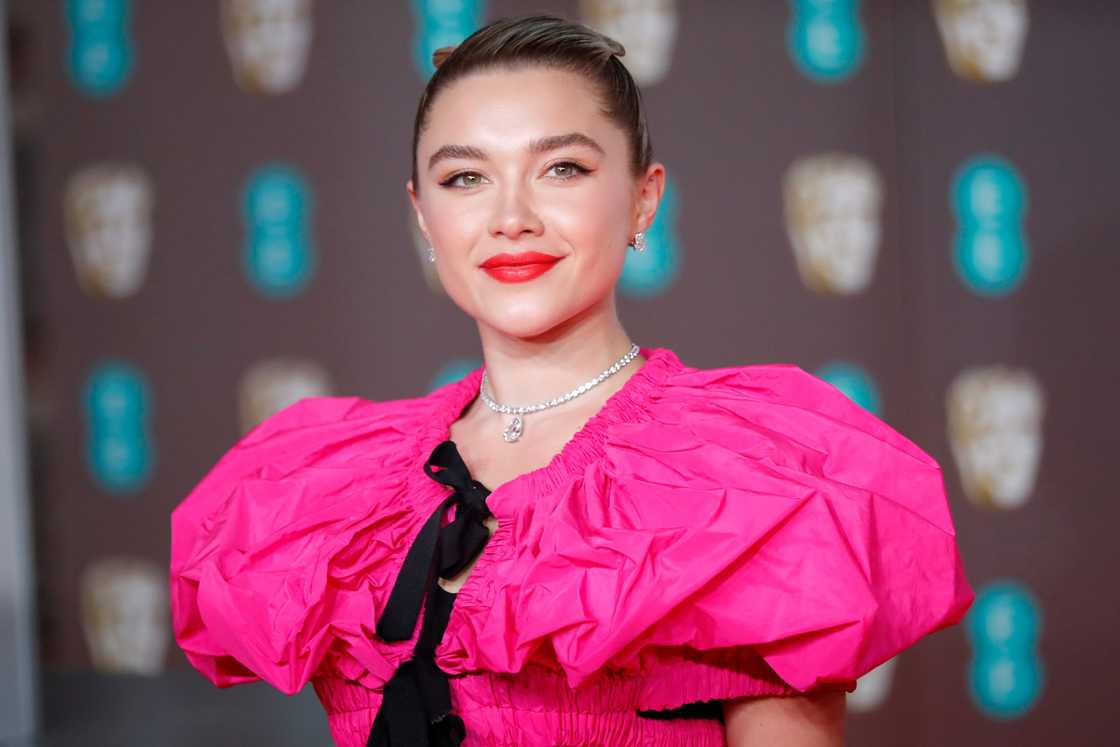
[170,346,974,746]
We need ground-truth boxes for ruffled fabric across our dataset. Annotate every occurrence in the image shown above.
[170,345,974,745]
[170,393,445,694]
[435,354,974,695]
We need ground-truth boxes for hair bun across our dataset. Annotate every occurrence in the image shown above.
[607,39,626,58]
[432,45,457,69]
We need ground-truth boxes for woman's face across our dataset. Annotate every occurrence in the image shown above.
[408,66,662,340]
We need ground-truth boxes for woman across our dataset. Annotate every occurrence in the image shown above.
[170,14,974,747]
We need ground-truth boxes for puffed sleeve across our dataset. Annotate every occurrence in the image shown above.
[476,363,975,695]
[169,395,421,694]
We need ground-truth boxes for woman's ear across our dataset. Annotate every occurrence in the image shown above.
[634,162,666,233]
[406,179,430,242]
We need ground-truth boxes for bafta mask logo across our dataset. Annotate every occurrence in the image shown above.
[947,365,1044,510]
[239,357,332,433]
[815,361,882,415]
[951,154,1028,296]
[619,174,681,299]
[964,580,1044,720]
[241,163,315,297]
[63,0,135,97]
[65,163,154,300]
[83,360,154,495]
[784,153,883,296]
[847,656,898,713]
[410,0,486,79]
[80,556,169,675]
[221,0,313,95]
[787,0,867,83]
[934,0,1029,83]
[580,0,679,86]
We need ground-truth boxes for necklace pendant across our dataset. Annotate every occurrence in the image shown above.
[503,415,523,443]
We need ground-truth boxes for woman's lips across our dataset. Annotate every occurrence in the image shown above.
[480,252,564,283]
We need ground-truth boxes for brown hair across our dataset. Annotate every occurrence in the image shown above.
[410,14,653,195]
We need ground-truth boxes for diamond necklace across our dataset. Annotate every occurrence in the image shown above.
[479,343,641,443]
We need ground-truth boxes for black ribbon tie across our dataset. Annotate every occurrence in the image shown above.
[368,440,493,747]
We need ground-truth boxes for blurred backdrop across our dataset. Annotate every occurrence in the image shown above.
[1,0,1118,745]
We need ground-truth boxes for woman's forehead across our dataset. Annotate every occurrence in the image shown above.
[420,68,619,152]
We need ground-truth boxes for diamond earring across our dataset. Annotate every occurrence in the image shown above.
[631,231,647,252]
[427,246,435,263]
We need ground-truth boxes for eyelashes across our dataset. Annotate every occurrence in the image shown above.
[546,161,592,180]
[438,161,592,189]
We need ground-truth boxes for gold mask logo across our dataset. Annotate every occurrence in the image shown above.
[783,153,883,297]
[222,0,313,95]
[64,163,154,300]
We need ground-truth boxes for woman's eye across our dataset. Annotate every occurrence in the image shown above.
[548,161,590,180]
[439,162,590,189]
[440,171,484,189]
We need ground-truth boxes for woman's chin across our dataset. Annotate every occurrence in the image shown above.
[476,304,575,341]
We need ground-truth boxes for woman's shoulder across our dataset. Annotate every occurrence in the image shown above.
[647,358,939,470]
[170,389,445,544]
[168,386,456,694]
[461,355,974,693]
[590,357,953,536]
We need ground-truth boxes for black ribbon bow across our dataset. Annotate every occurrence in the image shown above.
[369,440,492,747]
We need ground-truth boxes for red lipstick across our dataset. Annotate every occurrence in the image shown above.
[480,251,564,283]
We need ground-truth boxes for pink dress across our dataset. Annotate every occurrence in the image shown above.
[170,346,974,746]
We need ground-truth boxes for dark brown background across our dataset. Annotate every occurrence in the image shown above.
[9,1,1119,744]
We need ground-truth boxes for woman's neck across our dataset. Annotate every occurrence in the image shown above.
[474,319,640,411]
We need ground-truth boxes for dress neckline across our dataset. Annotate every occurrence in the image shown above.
[417,345,683,501]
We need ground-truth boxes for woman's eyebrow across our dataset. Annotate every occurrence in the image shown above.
[427,132,605,171]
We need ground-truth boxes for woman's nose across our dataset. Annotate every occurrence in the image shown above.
[488,185,544,240]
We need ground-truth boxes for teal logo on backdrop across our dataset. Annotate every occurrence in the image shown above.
[241,163,315,298]
[83,360,154,495]
[951,155,1029,296]
[430,357,482,392]
[787,0,866,83]
[411,0,487,79]
[619,176,681,299]
[64,0,135,97]
[965,580,1045,720]
[815,361,881,415]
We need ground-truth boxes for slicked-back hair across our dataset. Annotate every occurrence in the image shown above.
[410,14,653,195]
